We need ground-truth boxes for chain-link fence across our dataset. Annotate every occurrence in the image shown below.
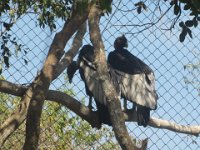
[0,0,200,149]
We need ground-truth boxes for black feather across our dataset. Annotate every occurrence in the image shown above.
[108,48,152,75]
[67,61,78,83]
[78,44,95,65]
[69,37,158,127]
[95,100,112,126]
[74,45,112,126]
[108,35,158,127]
[136,105,150,127]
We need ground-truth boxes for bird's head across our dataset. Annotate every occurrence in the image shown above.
[79,44,94,63]
[114,34,128,50]
[78,44,96,70]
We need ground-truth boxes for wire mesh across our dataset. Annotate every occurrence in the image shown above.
[0,0,200,149]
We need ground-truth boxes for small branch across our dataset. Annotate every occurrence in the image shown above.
[113,5,172,35]
[53,22,87,79]
[149,117,200,136]
[124,110,200,136]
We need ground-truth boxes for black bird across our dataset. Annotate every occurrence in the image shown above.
[108,35,158,127]
[67,45,111,126]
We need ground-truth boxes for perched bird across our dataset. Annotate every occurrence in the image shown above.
[108,35,158,127]
[67,45,111,126]
[68,36,158,127]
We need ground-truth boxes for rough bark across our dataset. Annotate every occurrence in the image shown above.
[53,22,87,79]
[0,79,199,145]
[88,4,138,150]
[0,9,88,149]
[23,11,88,149]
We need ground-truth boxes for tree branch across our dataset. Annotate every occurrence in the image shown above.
[23,10,89,149]
[0,79,199,146]
[88,4,138,150]
[113,5,173,35]
[124,110,200,136]
[53,22,87,80]
[0,8,89,149]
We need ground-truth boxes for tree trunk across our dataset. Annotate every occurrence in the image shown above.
[88,4,139,150]
[22,8,89,150]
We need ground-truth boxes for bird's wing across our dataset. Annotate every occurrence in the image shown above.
[79,56,107,105]
[110,68,157,110]
[108,49,158,110]
[108,49,153,75]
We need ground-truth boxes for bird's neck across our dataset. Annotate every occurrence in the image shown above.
[115,47,125,51]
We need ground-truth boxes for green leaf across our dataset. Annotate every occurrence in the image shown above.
[3,56,9,68]
[179,21,185,27]
[192,0,200,10]
[184,3,191,10]
[174,4,180,15]
[179,28,187,42]
[4,46,11,57]
[24,49,28,55]
[1,44,4,49]
[185,20,194,27]
[187,28,193,38]
[3,22,12,30]
[137,6,142,14]
[179,0,188,3]
[24,59,28,65]
[4,3,10,10]
[193,18,198,27]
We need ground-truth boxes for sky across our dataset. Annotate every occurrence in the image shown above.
[1,0,200,149]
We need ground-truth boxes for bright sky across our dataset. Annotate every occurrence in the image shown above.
[1,0,199,149]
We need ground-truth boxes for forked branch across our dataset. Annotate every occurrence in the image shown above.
[0,14,88,147]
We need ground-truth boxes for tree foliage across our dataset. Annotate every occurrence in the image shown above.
[169,0,200,42]
[135,0,200,42]
[0,0,72,29]
[0,0,72,73]
[0,80,120,149]
[0,0,113,72]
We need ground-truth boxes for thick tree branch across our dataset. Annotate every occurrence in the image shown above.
[23,10,89,149]
[0,9,89,149]
[0,79,199,145]
[47,90,101,128]
[53,22,87,79]
[124,110,200,136]
[88,4,138,150]
[148,117,200,136]
[23,22,87,149]
[47,92,200,137]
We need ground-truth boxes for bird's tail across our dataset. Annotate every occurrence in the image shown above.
[136,105,150,127]
[95,100,112,126]
[67,61,78,83]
